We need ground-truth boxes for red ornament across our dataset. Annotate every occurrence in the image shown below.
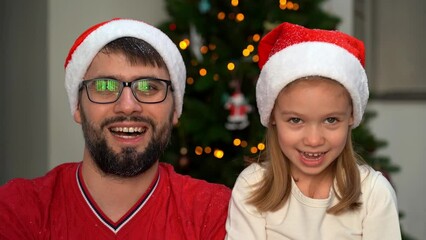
[224,91,252,130]
[169,23,177,31]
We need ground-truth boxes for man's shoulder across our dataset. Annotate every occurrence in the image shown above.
[157,162,230,236]
[0,162,78,199]
[159,162,231,198]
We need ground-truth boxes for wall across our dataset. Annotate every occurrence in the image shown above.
[322,0,353,34]
[0,0,48,183]
[368,1,426,238]
[369,101,426,239]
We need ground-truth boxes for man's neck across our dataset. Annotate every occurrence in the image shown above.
[80,154,159,222]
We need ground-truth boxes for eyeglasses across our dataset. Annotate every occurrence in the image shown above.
[80,77,173,104]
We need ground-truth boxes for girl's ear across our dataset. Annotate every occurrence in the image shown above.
[270,114,276,126]
[349,111,355,127]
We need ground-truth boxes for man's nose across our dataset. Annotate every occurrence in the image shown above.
[113,87,143,115]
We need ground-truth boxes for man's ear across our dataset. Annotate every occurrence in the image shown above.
[73,104,82,124]
[172,110,179,126]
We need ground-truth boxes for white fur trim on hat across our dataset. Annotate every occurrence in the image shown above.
[256,41,369,128]
[65,18,186,117]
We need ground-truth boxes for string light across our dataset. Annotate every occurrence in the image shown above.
[250,147,258,154]
[233,138,242,146]
[186,77,194,85]
[241,140,248,148]
[204,146,212,154]
[247,44,254,52]
[252,54,259,63]
[200,45,209,54]
[214,149,224,159]
[195,146,203,155]
[213,74,220,81]
[280,1,299,11]
[293,3,299,10]
[236,13,245,22]
[231,0,239,7]
[252,34,261,42]
[217,12,226,20]
[199,68,207,76]
[243,44,255,57]
[257,143,266,151]
[179,39,190,50]
[227,62,235,71]
[242,49,250,57]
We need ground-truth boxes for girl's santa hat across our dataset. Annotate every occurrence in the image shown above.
[256,22,369,128]
[64,18,186,117]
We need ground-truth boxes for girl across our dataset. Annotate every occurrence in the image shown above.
[225,22,401,239]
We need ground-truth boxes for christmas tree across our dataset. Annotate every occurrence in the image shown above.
[158,0,341,186]
[156,0,403,184]
[158,2,411,237]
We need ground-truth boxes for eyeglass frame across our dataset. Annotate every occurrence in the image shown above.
[79,77,174,104]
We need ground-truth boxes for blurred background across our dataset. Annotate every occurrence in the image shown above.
[0,0,424,238]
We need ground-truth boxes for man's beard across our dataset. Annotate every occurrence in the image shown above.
[80,109,173,178]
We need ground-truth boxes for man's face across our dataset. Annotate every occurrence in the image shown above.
[74,51,178,177]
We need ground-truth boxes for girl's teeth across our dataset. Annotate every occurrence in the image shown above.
[303,152,323,158]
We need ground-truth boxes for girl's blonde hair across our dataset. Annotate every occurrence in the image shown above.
[247,78,364,215]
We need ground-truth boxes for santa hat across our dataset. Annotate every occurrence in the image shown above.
[256,22,369,128]
[64,18,186,117]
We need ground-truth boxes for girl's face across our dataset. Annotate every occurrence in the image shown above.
[272,77,354,180]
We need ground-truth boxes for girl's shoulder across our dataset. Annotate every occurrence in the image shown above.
[358,164,397,201]
[359,164,387,184]
[238,163,266,184]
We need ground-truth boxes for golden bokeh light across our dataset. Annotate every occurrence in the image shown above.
[199,68,207,76]
[236,13,245,22]
[214,149,224,159]
[227,62,235,71]
[195,146,203,155]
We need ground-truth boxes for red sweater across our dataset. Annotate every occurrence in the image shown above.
[0,162,231,240]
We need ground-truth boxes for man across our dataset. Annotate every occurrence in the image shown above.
[0,18,231,239]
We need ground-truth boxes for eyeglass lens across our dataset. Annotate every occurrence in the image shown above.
[85,78,169,104]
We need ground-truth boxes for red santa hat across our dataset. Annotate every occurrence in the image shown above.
[256,22,369,128]
[64,18,186,117]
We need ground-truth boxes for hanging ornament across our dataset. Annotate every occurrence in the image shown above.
[198,0,211,14]
[178,154,189,168]
[224,90,252,130]
[178,147,189,168]
[189,24,204,62]
[168,23,177,31]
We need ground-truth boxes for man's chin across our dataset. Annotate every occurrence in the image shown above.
[106,144,142,155]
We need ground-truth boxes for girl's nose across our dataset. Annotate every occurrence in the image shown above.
[303,126,325,147]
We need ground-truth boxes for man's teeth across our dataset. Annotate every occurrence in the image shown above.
[111,127,146,133]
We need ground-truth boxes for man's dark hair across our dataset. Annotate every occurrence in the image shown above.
[101,37,167,68]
